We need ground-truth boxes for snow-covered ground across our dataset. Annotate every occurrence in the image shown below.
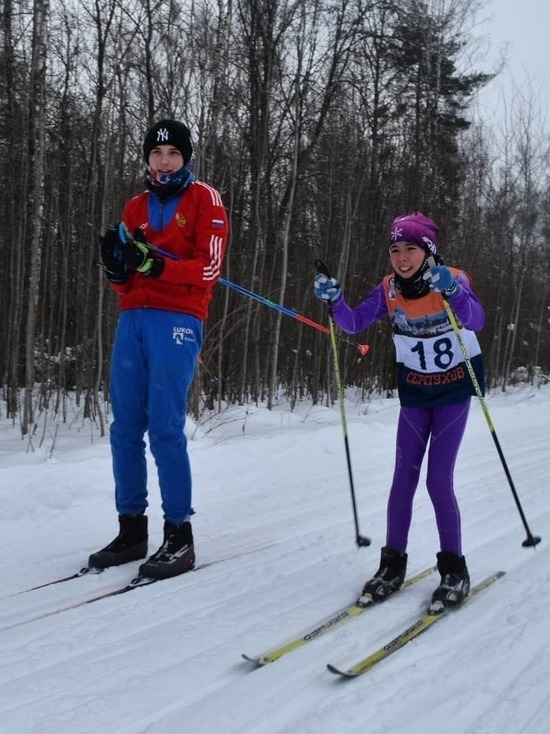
[1,384,549,734]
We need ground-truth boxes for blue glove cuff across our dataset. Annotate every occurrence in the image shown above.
[443,281,460,299]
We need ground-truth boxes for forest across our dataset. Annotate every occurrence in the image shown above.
[1,0,549,437]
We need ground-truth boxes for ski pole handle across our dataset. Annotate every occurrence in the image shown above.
[315,259,331,278]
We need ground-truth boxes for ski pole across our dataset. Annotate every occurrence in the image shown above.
[125,231,370,356]
[427,257,541,548]
[315,259,371,549]
[218,277,369,355]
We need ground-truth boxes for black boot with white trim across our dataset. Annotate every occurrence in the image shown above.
[139,520,195,579]
[429,551,470,614]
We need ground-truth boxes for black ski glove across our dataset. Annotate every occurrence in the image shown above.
[121,228,165,278]
[100,226,128,284]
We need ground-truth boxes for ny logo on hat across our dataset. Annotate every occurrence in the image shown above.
[156,128,170,142]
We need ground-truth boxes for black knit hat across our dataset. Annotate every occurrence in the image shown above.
[143,119,193,164]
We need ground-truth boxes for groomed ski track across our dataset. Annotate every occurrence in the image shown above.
[1,387,549,734]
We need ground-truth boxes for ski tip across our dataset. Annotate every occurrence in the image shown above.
[327,663,355,678]
[241,654,263,667]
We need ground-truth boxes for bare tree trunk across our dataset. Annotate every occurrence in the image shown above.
[23,0,49,436]
[1,0,28,419]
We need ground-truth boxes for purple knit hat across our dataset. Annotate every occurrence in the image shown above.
[389,212,438,254]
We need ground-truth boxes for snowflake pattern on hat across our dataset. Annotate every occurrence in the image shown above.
[390,226,404,243]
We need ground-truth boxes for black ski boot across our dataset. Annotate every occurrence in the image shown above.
[429,551,470,614]
[88,514,148,569]
[358,546,408,606]
[139,520,195,579]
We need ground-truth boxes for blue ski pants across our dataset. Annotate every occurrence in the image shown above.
[109,309,202,525]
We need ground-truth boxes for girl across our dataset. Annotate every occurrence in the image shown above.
[314,212,485,613]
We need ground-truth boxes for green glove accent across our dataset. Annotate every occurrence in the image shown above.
[120,230,166,277]
[134,241,155,273]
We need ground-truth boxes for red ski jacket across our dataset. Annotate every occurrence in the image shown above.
[109,180,229,321]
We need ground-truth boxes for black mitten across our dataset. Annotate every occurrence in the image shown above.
[100,226,128,283]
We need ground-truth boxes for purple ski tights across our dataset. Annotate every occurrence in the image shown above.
[385,399,471,556]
